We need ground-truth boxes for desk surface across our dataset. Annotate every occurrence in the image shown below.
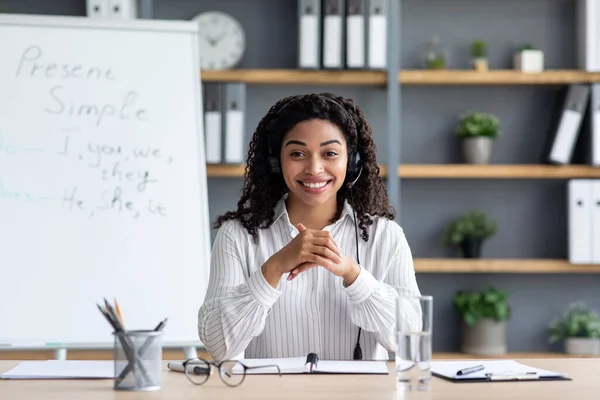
[1,359,599,400]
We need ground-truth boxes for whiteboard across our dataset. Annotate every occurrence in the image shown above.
[0,14,211,348]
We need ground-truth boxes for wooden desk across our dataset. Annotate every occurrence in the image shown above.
[1,359,598,399]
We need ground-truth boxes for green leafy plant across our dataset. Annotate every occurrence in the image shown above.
[548,302,600,343]
[518,44,537,51]
[442,210,497,245]
[454,286,510,327]
[455,111,500,139]
[470,40,487,58]
[427,55,446,69]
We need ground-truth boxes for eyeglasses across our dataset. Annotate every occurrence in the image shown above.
[181,358,282,387]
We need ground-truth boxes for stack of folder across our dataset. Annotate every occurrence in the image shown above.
[298,0,389,70]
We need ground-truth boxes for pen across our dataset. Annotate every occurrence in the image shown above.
[456,364,484,376]
[305,353,319,373]
[114,297,124,324]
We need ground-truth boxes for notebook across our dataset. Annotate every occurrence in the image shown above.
[0,361,115,380]
[431,360,571,383]
[238,356,389,375]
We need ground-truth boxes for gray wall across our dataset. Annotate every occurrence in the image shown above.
[3,0,598,353]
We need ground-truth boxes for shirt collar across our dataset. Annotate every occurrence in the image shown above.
[272,194,356,228]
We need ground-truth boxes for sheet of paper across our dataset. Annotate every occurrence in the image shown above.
[431,360,565,380]
[238,357,306,374]
[0,360,115,379]
[317,360,389,374]
[237,357,388,375]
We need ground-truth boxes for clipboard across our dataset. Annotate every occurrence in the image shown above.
[431,360,572,383]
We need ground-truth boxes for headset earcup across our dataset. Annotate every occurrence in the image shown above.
[346,152,362,186]
[268,156,281,174]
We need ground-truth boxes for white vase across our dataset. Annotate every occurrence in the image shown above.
[564,338,600,355]
[513,50,544,73]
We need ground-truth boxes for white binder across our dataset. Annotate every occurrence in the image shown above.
[86,0,109,19]
[591,84,600,166]
[203,83,222,164]
[323,0,345,69]
[548,85,590,165]
[568,179,593,264]
[576,0,600,72]
[346,0,366,68]
[108,0,138,19]
[592,180,600,263]
[298,0,321,69]
[367,0,388,70]
[224,83,246,164]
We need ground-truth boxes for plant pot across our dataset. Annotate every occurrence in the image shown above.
[459,239,483,258]
[472,58,488,72]
[461,319,507,356]
[564,338,600,355]
[462,137,493,164]
[513,50,544,73]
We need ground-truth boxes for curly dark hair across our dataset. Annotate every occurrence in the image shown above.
[214,92,395,242]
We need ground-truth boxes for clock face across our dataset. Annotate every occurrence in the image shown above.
[193,11,246,70]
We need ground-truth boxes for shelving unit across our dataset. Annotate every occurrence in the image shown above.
[207,164,600,179]
[414,259,600,273]
[399,164,600,179]
[200,69,600,85]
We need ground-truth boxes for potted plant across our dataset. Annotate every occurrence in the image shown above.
[454,286,510,356]
[420,36,448,70]
[470,40,488,71]
[549,302,600,355]
[442,210,497,258]
[455,111,500,164]
[513,44,544,73]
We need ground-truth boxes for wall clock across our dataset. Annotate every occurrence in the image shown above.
[192,11,246,70]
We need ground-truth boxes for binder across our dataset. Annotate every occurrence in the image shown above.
[86,0,109,19]
[203,83,223,164]
[223,83,246,164]
[568,179,593,264]
[298,0,321,69]
[592,180,600,263]
[346,0,366,68]
[108,0,138,19]
[591,84,600,165]
[576,0,600,72]
[367,0,388,70]
[322,0,345,69]
[548,84,590,165]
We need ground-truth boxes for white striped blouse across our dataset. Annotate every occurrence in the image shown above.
[198,195,422,361]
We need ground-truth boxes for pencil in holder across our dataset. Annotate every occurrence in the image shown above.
[113,330,163,391]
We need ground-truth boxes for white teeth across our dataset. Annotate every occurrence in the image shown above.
[302,181,328,189]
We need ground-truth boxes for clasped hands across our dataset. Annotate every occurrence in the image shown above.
[262,223,360,288]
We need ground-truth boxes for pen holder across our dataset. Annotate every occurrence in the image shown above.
[113,330,163,391]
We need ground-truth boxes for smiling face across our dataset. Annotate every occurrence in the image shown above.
[280,119,348,209]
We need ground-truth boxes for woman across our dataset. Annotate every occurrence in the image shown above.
[198,92,421,361]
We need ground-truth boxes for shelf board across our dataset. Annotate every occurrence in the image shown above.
[200,69,600,85]
[399,164,600,179]
[207,163,389,178]
[207,164,600,179]
[414,259,600,273]
[400,69,600,85]
[201,69,386,85]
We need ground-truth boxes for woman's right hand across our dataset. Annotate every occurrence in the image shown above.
[261,223,344,288]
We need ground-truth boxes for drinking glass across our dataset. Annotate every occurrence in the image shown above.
[395,295,433,391]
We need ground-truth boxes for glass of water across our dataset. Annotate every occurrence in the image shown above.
[395,294,433,391]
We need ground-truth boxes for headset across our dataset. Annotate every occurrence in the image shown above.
[266,123,365,360]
